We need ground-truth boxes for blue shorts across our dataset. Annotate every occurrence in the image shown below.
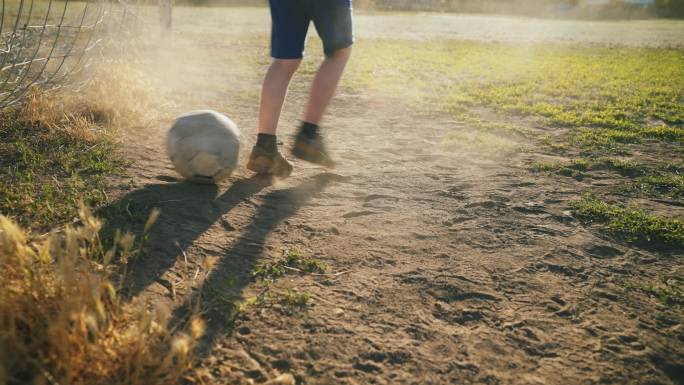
[269,0,354,59]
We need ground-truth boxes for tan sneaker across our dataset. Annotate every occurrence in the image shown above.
[291,132,336,168]
[246,146,294,178]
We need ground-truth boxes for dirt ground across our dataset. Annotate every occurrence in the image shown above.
[109,8,683,385]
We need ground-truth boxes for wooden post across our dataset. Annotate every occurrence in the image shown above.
[160,0,173,31]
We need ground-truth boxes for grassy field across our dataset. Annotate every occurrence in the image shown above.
[338,38,684,247]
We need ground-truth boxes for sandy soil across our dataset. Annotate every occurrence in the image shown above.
[108,8,683,385]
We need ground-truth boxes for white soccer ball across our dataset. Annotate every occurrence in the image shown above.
[167,110,241,184]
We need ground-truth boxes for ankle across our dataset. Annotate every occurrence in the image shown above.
[256,133,277,153]
[300,122,320,139]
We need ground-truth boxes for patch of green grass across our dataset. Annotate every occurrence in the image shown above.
[212,250,325,322]
[531,158,647,180]
[539,135,569,153]
[276,289,311,308]
[623,174,684,199]
[571,129,641,153]
[531,159,589,180]
[625,277,684,306]
[597,158,648,177]
[572,196,684,248]
[532,157,684,200]
[0,110,123,232]
[640,125,684,142]
[242,249,323,316]
[236,289,312,315]
[252,249,328,282]
[97,198,153,229]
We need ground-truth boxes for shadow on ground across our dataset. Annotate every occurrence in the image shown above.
[98,172,343,351]
[99,175,270,298]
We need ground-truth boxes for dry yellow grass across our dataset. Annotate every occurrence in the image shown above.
[0,45,206,384]
[20,61,160,134]
[0,204,203,385]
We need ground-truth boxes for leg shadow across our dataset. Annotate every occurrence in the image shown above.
[98,176,271,299]
[173,172,344,354]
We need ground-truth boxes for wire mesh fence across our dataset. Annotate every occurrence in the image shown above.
[0,0,139,109]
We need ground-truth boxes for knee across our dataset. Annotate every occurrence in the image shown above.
[271,58,302,75]
[327,46,352,62]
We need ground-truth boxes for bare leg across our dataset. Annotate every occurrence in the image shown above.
[258,58,302,135]
[303,47,352,125]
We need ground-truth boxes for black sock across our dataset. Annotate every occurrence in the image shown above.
[300,122,319,139]
[255,133,277,153]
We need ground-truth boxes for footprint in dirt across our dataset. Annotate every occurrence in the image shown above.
[464,200,507,210]
[362,194,398,203]
[512,203,548,216]
[155,174,181,183]
[360,194,400,211]
[433,302,490,326]
[505,323,560,359]
[342,210,379,219]
[399,272,501,326]
[584,244,624,259]
[438,184,473,200]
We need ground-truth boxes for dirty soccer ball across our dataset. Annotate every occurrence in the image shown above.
[167,110,241,184]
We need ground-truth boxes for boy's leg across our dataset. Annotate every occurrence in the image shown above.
[303,47,352,126]
[258,59,302,136]
[248,0,309,177]
[247,59,300,177]
[292,0,354,168]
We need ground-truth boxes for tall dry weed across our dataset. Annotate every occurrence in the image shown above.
[0,205,203,385]
[18,61,160,141]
